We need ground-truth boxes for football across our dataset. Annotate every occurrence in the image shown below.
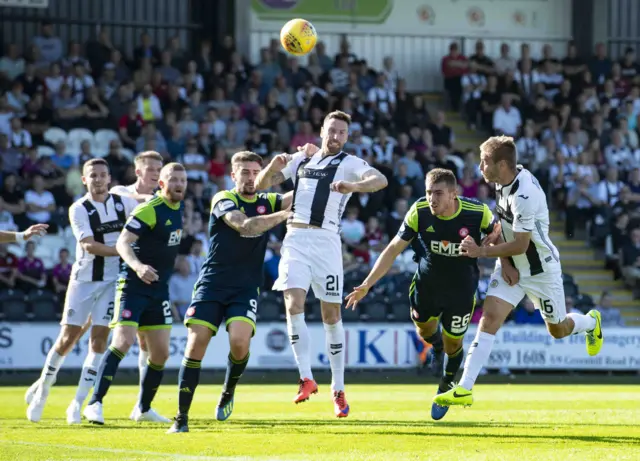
[280,18,318,56]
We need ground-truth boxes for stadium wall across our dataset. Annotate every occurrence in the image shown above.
[2,323,639,371]
[248,0,573,91]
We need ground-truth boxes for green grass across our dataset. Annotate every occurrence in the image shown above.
[1,384,639,460]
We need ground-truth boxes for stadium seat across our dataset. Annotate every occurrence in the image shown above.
[389,293,410,322]
[120,148,135,161]
[305,298,321,321]
[93,129,120,151]
[28,291,59,321]
[43,127,68,146]
[341,302,362,322]
[363,296,388,321]
[67,128,94,153]
[0,290,28,321]
[257,299,282,322]
[37,145,55,157]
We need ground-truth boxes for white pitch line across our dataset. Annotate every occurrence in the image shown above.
[3,441,296,461]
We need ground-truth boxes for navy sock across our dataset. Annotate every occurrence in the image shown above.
[424,331,444,354]
[138,360,164,413]
[178,357,201,416]
[88,346,124,405]
[439,347,464,392]
[223,352,250,393]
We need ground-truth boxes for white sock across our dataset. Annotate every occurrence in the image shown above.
[324,321,345,392]
[567,313,597,335]
[41,349,65,389]
[287,313,313,380]
[459,331,496,391]
[74,351,104,405]
[138,348,149,386]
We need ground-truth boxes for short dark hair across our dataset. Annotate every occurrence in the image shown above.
[426,168,457,189]
[82,158,109,175]
[480,135,517,170]
[324,110,352,127]
[231,151,262,167]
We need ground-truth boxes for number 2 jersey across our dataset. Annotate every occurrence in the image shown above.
[494,166,561,277]
[398,196,496,289]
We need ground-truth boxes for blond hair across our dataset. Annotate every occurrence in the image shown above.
[480,135,517,169]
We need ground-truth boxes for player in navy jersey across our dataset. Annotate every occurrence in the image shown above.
[84,163,187,425]
[345,169,500,420]
[168,151,292,433]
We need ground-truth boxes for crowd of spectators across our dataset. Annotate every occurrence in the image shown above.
[0,20,629,330]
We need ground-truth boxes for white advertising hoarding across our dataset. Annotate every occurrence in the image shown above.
[1,323,639,371]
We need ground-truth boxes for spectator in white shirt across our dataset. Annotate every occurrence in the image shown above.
[382,56,400,93]
[561,131,584,160]
[462,61,486,128]
[44,62,65,100]
[180,139,208,182]
[493,94,521,137]
[494,43,517,75]
[330,55,350,92]
[8,117,32,154]
[341,208,366,247]
[604,130,633,170]
[169,257,198,320]
[368,73,396,117]
[66,62,95,105]
[372,128,396,165]
[25,174,56,226]
[597,167,626,206]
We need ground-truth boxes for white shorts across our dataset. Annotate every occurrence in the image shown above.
[60,280,116,327]
[486,269,567,324]
[273,227,343,303]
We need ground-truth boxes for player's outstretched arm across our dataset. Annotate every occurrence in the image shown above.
[0,224,48,243]
[461,231,531,258]
[116,229,158,284]
[345,235,411,309]
[223,209,291,237]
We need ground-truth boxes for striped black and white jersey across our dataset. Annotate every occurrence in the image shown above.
[69,193,138,282]
[495,166,561,277]
[282,151,373,233]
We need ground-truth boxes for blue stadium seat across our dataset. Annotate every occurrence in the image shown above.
[362,295,388,321]
[0,290,28,321]
[28,290,59,321]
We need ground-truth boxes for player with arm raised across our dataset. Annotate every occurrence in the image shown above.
[83,163,187,425]
[168,151,292,433]
[255,110,388,417]
[345,169,500,420]
[0,225,47,243]
[26,159,138,423]
[109,150,163,418]
[435,136,603,409]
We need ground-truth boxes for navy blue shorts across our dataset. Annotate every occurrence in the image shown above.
[110,279,172,330]
[184,284,259,336]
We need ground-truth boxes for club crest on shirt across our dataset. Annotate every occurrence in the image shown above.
[459,227,469,237]
[115,202,124,212]
[330,159,341,165]
[257,205,266,214]
[490,279,499,288]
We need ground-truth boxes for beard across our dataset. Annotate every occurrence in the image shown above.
[326,140,343,154]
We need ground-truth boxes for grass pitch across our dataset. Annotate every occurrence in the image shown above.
[1,384,639,461]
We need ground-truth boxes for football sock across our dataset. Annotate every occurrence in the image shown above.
[424,330,444,355]
[287,313,313,380]
[139,360,165,413]
[439,347,464,393]
[567,313,597,334]
[459,331,495,391]
[41,349,65,389]
[223,352,250,393]
[178,357,201,415]
[88,346,124,405]
[324,320,345,392]
[138,348,149,387]
[74,350,103,404]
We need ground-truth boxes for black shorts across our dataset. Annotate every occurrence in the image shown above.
[110,279,172,331]
[409,276,477,339]
[183,282,259,336]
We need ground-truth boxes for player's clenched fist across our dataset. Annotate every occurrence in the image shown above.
[269,153,292,172]
[134,263,159,284]
[330,180,357,194]
[297,143,320,157]
[460,235,482,258]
